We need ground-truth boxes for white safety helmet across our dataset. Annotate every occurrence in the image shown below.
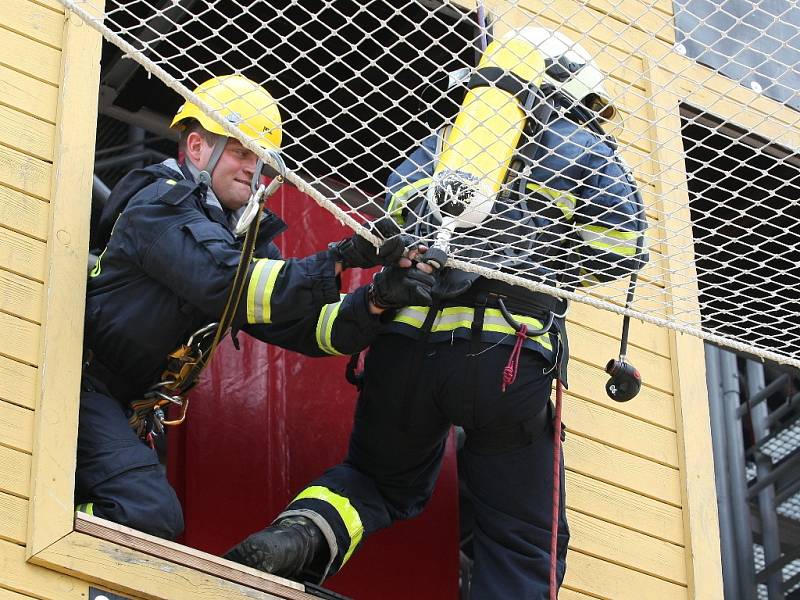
[503,27,618,122]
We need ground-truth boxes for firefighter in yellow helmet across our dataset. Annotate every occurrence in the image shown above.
[77,75,435,540]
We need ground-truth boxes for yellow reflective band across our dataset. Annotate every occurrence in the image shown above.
[387,177,432,225]
[579,224,639,256]
[165,179,177,185]
[89,247,107,278]
[578,267,602,287]
[294,485,363,566]
[394,306,552,351]
[315,297,345,356]
[526,183,577,220]
[76,502,94,516]
[246,259,286,323]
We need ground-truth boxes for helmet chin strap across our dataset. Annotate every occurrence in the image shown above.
[194,133,228,188]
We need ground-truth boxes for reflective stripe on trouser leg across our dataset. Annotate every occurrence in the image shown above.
[76,502,94,516]
[283,486,365,572]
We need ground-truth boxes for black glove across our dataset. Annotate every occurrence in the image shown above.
[368,265,436,309]
[330,218,411,269]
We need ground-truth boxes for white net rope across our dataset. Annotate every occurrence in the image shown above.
[61,0,800,367]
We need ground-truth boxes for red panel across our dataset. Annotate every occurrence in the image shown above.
[168,185,459,599]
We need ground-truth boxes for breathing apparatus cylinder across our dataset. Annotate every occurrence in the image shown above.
[424,37,545,268]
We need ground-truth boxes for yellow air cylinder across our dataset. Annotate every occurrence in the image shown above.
[434,37,545,218]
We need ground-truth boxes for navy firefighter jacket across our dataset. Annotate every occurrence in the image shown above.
[85,159,382,401]
[381,115,649,368]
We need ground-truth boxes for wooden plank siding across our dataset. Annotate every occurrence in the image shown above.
[0,66,59,125]
[0,400,34,455]
[0,26,62,87]
[0,492,28,546]
[0,444,31,499]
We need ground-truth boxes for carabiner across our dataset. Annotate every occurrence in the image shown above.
[496,297,555,337]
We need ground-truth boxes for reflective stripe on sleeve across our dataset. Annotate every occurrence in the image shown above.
[293,485,364,567]
[246,258,286,323]
[386,177,432,225]
[315,296,345,356]
[578,268,602,287]
[394,306,552,351]
[578,224,640,257]
[525,183,577,220]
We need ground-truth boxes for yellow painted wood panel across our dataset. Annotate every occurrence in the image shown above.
[671,67,800,151]
[0,186,49,241]
[569,300,670,357]
[611,108,655,153]
[567,470,684,544]
[566,433,682,506]
[569,508,686,584]
[0,105,55,162]
[0,400,33,454]
[568,358,676,431]
[579,287,668,333]
[0,0,64,49]
[0,491,27,544]
[0,65,58,124]
[585,0,675,43]
[521,0,665,54]
[0,270,43,323]
[513,7,649,91]
[565,550,688,599]
[0,445,30,498]
[0,25,62,85]
[620,143,659,183]
[0,586,42,600]
[564,393,678,466]
[26,0,100,559]
[560,589,597,600]
[0,145,52,201]
[30,0,66,14]
[0,227,47,282]
[645,57,723,597]
[0,539,88,600]
[660,52,800,130]
[0,357,36,410]
[0,312,39,365]
[35,532,300,600]
[569,321,673,393]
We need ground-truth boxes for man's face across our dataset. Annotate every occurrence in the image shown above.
[189,134,258,210]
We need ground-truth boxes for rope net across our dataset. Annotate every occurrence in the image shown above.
[62,0,800,367]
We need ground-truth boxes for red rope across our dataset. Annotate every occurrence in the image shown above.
[550,378,564,600]
[502,325,528,392]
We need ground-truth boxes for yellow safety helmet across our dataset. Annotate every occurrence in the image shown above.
[171,74,282,150]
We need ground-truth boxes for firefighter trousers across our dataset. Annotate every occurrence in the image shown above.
[74,373,184,540]
[282,333,569,599]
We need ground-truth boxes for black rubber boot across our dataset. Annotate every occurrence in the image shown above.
[223,516,328,582]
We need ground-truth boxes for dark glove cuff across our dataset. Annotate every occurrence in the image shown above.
[367,281,396,310]
[328,241,347,269]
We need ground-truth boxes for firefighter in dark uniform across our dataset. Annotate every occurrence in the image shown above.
[76,75,435,540]
[224,30,649,598]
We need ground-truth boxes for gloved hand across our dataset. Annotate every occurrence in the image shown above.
[329,218,412,269]
[368,264,436,310]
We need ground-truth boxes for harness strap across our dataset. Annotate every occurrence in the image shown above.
[400,302,442,432]
[128,176,285,439]
[464,293,488,429]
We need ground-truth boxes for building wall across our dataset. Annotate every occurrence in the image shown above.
[0,0,97,598]
[5,0,799,598]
